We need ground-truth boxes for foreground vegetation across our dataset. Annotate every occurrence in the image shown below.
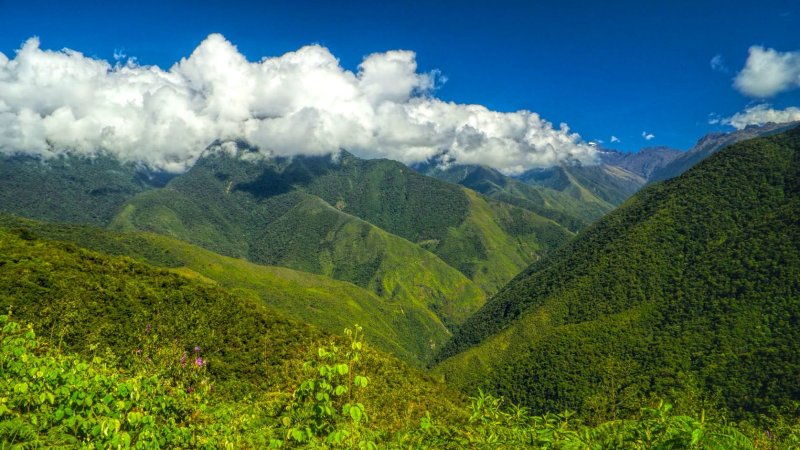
[3,316,799,448]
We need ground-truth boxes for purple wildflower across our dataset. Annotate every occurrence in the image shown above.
[195,357,205,367]
[194,346,201,353]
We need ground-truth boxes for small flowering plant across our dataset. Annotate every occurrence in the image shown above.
[131,324,211,398]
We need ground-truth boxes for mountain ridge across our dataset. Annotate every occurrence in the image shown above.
[434,125,800,419]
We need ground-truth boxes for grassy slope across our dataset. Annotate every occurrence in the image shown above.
[435,127,800,419]
[434,189,572,293]
[0,214,452,364]
[0,226,466,430]
[248,195,486,327]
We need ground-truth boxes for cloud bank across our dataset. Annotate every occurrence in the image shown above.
[720,104,800,129]
[734,46,800,97]
[0,34,596,173]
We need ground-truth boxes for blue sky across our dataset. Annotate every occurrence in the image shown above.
[1,0,799,154]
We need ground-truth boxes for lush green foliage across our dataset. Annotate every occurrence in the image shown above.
[437,127,800,421]
[276,325,375,448]
[0,315,217,447]
[4,316,798,448]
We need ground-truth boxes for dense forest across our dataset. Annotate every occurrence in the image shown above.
[436,126,800,425]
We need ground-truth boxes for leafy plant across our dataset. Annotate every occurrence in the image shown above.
[276,325,376,449]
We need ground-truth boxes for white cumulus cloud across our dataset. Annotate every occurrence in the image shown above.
[642,131,654,141]
[720,104,800,129]
[0,34,596,174]
[610,135,620,143]
[734,46,800,97]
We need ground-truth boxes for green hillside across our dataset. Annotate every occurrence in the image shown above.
[0,214,455,364]
[417,147,684,233]
[435,126,800,421]
[1,148,797,448]
[0,154,168,226]
[434,189,572,293]
[111,187,486,329]
[0,148,572,299]
[0,225,467,428]
[297,152,573,292]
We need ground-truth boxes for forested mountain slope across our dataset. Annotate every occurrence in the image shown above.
[435,126,800,420]
[111,149,570,299]
[0,214,451,363]
[0,154,170,226]
[2,225,782,447]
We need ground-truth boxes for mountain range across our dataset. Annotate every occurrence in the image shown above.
[1,122,799,445]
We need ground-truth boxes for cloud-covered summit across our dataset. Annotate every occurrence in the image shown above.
[0,34,596,173]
